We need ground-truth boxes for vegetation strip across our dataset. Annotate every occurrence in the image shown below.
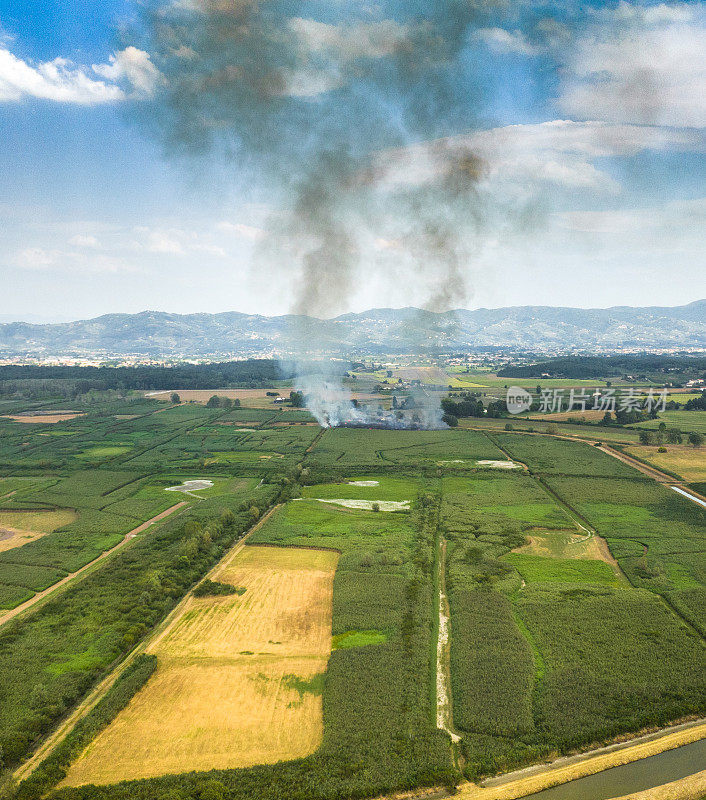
[0,503,188,628]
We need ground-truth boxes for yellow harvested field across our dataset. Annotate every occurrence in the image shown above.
[0,509,78,553]
[62,545,339,787]
[625,445,706,483]
[514,531,619,566]
[0,413,84,423]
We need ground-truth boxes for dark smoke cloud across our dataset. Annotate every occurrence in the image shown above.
[130,0,506,425]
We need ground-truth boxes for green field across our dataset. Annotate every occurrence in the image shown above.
[502,553,624,587]
[0,395,703,800]
[439,454,706,778]
[629,410,706,435]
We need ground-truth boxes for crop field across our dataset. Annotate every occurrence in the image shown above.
[439,447,706,779]
[502,552,625,586]
[625,444,706,482]
[630,410,706,435]
[458,416,643,445]
[542,475,706,588]
[0,395,704,800]
[512,529,619,565]
[0,509,78,553]
[302,474,418,501]
[143,388,294,406]
[443,473,572,531]
[0,413,86,424]
[306,427,505,467]
[492,432,639,477]
[62,545,338,785]
[0,398,300,604]
[0,468,183,605]
[0,483,280,774]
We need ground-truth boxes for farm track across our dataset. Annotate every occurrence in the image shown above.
[435,536,461,747]
[11,502,282,787]
[0,502,188,629]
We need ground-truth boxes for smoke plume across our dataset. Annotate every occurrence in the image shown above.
[132,0,504,427]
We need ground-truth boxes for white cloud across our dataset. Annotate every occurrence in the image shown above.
[474,27,539,56]
[281,17,414,97]
[0,48,125,104]
[93,47,163,98]
[217,221,267,241]
[555,197,706,235]
[135,225,230,256]
[141,228,186,255]
[376,120,704,194]
[610,2,696,26]
[15,246,134,273]
[68,234,101,249]
[16,247,58,269]
[558,2,706,127]
[0,43,161,104]
[281,67,345,98]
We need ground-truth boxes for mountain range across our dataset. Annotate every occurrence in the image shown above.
[1,301,704,357]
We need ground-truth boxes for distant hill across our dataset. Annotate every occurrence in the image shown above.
[0,301,704,357]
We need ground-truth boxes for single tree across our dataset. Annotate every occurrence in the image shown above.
[290,390,305,408]
[170,392,181,404]
[688,432,704,447]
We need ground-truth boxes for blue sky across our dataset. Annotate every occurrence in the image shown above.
[0,0,704,322]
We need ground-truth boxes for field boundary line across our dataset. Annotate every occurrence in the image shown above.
[11,502,282,787]
[0,502,188,629]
